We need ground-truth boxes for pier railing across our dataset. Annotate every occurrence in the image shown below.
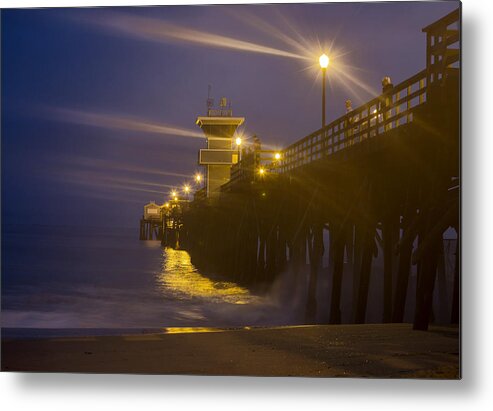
[278,69,428,173]
[277,7,459,174]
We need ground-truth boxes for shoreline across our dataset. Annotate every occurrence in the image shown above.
[1,323,460,378]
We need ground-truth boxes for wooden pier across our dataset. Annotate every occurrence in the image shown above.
[143,9,461,332]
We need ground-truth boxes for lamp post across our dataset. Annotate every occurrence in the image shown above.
[235,136,242,163]
[195,174,202,191]
[183,185,190,200]
[274,152,281,172]
[319,54,329,128]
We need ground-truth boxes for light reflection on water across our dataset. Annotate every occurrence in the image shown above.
[162,327,227,334]
[155,248,259,305]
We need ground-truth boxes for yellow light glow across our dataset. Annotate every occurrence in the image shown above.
[258,167,265,175]
[319,53,329,69]
[164,202,170,208]
[235,137,242,146]
[174,196,178,201]
[156,248,256,305]
[163,327,225,335]
[195,174,202,183]
[274,152,281,160]
[183,185,190,193]
[171,190,177,197]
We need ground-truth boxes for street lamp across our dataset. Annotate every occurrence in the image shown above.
[274,152,281,161]
[235,136,242,163]
[195,174,202,184]
[258,167,265,176]
[319,53,330,128]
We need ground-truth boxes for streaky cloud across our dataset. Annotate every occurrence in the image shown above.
[87,12,309,61]
[68,156,191,179]
[49,107,204,139]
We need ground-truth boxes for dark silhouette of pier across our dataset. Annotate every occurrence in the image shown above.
[143,9,460,332]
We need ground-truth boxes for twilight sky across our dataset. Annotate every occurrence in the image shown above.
[1,1,458,228]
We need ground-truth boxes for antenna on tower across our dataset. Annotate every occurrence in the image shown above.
[206,84,214,113]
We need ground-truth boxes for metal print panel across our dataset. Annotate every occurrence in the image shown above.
[1,1,461,378]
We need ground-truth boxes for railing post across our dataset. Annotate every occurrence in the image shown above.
[382,76,394,132]
[395,91,401,127]
[420,78,426,104]
[407,84,412,123]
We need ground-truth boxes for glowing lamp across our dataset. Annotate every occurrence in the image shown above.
[235,137,242,146]
[319,54,329,69]
[274,152,281,161]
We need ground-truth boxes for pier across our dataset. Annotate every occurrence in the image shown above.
[140,9,460,332]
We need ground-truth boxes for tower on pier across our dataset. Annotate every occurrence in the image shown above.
[196,96,244,197]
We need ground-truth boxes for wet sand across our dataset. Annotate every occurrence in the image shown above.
[1,324,460,378]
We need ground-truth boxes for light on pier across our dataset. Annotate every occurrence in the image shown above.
[235,136,242,163]
[319,53,329,129]
[319,53,329,69]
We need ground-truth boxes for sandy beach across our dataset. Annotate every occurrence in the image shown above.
[1,324,460,378]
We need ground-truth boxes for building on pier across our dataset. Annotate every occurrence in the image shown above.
[140,201,164,241]
[140,200,188,243]
[196,97,245,198]
[143,201,162,221]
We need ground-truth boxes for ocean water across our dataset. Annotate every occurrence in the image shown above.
[1,225,457,338]
[1,225,296,336]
